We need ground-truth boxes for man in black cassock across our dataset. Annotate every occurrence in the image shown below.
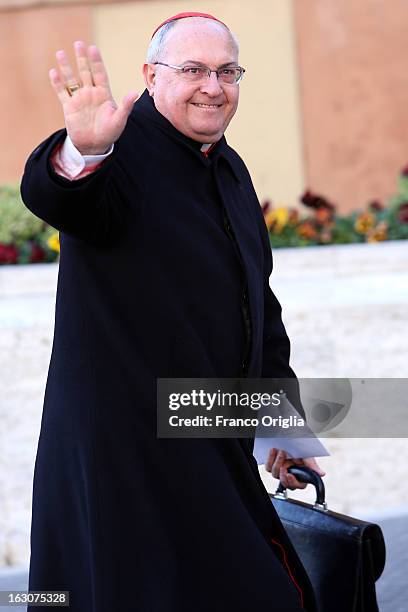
[21,11,325,612]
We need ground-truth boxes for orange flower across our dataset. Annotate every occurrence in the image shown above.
[288,208,300,224]
[354,212,375,234]
[315,207,333,226]
[297,221,317,240]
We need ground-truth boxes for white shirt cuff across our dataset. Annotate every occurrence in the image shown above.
[60,135,114,178]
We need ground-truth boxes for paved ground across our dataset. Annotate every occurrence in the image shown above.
[0,243,407,606]
[1,245,408,567]
[375,513,408,612]
[0,511,405,611]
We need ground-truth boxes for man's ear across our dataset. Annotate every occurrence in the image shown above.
[143,63,155,97]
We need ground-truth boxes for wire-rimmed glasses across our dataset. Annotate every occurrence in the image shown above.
[153,62,246,85]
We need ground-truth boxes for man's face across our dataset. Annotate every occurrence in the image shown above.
[144,19,240,143]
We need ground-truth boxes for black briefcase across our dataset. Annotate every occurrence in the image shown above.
[270,466,386,612]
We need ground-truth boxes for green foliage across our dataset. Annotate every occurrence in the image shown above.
[0,185,59,264]
[1,164,408,263]
[0,185,43,245]
[265,169,408,249]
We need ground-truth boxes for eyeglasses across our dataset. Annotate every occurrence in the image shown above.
[153,62,246,85]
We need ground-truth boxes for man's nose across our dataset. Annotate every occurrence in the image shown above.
[200,71,223,96]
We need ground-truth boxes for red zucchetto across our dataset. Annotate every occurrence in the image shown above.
[151,11,228,39]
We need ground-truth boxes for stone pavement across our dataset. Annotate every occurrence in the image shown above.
[1,242,407,602]
[0,510,406,611]
[375,512,408,612]
[0,566,27,612]
[1,243,408,567]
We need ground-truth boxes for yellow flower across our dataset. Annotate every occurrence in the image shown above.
[366,221,388,243]
[264,206,289,233]
[354,212,375,234]
[47,232,60,253]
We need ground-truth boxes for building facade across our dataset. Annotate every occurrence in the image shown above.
[1,0,408,212]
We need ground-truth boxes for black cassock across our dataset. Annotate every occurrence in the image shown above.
[21,90,317,612]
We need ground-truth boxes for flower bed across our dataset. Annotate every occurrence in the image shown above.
[2,166,408,264]
[0,185,59,265]
[263,168,408,248]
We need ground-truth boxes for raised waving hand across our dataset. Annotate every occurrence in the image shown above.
[49,40,139,155]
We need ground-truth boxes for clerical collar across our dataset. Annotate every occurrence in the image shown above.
[132,90,224,159]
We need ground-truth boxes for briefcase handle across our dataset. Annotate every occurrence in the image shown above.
[276,466,327,510]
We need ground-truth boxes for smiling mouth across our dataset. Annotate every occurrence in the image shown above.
[191,103,222,108]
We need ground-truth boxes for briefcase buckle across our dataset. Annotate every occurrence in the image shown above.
[272,490,288,500]
[313,501,328,512]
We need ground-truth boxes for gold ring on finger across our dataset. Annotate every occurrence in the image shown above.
[66,83,81,96]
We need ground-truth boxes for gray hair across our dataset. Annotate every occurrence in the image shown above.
[146,18,239,64]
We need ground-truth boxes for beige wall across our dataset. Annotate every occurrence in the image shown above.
[294,0,408,212]
[0,0,305,207]
[0,0,130,9]
[3,0,408,213]
[0,4,92,181]
[93,0,305,206]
